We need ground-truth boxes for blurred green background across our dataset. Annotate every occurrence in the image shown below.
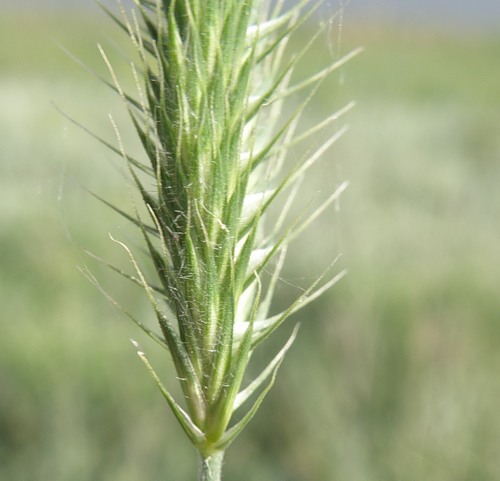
[1,3,500,480]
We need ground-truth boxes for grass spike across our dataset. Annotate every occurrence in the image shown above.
[83,1,357,477]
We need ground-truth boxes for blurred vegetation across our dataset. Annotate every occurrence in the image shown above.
[1,8,500,481]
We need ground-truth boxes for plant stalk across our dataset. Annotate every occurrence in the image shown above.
[199,451,224,481]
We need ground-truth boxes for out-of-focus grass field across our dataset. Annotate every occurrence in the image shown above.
[1,8,500,481]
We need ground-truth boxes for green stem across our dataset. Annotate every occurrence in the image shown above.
[199,451,224,481]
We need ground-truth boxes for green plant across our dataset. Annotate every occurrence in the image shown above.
[87,0,359,479]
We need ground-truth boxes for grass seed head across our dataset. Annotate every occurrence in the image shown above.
[94,0,356,455]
